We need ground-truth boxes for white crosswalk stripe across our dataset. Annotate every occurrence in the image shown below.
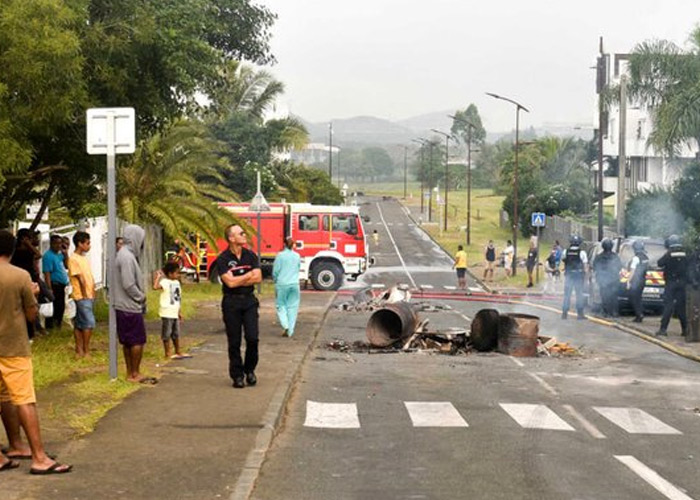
[404,402,469,428]
[419,284,434,289]
[593,407,682,435]
[443,285,457,290]
[500,403,575,431]
[304,401,360,429]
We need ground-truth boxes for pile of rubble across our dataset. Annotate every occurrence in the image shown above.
[333,286,581,358]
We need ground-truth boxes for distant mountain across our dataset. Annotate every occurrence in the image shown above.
[297,112,592,147]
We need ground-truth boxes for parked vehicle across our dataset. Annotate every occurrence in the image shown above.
[587,237,666,313]
[204,202,372,291]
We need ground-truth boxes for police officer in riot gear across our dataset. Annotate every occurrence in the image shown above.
[657,234,688,337]
[561,235,588,320]
[627,240,649,323]
[593,238,622,317]
[687,236,700,342]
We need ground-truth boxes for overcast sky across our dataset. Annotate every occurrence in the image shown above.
[257,1,699,132]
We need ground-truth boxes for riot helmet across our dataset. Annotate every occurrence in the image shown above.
[601,238,613,251]
[569,235,583,246]
[632,240,645,253]
[665,234,681,249]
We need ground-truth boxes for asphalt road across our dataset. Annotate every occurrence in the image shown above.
[252,196,700,500]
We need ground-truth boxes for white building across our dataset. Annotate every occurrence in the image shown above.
[597,53,697,216]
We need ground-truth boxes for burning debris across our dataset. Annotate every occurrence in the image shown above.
[336,286,451,312]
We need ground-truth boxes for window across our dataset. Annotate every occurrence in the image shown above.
[298,215,319,231]
[330,215,357,234]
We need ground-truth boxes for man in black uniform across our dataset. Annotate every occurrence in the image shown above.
[687,237,700,342]
[217,224,262,388]
[657,234,688,337]
[593,238,622,317]
[626,240,649,323]
[561,235,588,320]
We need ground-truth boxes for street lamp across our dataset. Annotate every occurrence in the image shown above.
[328,122,333,180]
[250,170,270,294]
[448,114,478,246]
[486,92,530,277]
[411,138,428,215]
[431,129,452,231]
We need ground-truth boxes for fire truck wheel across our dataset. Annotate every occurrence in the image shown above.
[310,261,344,291]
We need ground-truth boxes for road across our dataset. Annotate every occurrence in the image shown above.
[252,196,700,500]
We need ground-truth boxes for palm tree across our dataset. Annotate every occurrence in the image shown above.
[628,27,700,156]
[118,119,240,248]
[206,60,285,120]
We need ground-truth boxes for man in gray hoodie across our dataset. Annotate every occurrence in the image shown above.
[114,224,155,384]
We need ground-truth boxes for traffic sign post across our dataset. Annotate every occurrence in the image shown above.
[531,212,546,285]
[87,108,135,380]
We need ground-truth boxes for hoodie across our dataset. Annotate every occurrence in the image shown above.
[114,224,146,313]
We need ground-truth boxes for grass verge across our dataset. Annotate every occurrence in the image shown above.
[32,279,274,436]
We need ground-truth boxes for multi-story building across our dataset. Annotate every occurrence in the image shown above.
[597,53,697,216]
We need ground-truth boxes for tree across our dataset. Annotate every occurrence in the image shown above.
[359,147,394,180]
[118,120,239,247]
[450,104,486,146]
[673,160,700,232]
[0,0,278,226]
[628,26,700,156]
[626,187,684,238]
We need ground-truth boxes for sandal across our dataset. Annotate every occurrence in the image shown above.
[0,459,19,472]
[138,376,158,385]
[29,462,72,475]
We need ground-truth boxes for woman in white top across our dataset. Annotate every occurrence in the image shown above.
[503,240,514,277]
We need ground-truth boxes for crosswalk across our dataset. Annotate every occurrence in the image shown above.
[345,282,484,292]
[303,400,688,436]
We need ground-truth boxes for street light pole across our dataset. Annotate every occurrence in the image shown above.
[428,140,434,222]
[412,138,427,215]
[448,114,477,245]
[486,92,530,277]
[328,122,333,180]
[403,145,408,199]
[432,129,451,231]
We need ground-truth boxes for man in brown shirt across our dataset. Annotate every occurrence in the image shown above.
[0,230,72,474]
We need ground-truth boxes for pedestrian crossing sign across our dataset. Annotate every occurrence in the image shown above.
[531,212,546,227]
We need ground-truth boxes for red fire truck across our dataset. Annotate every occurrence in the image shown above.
[204,202,371,291]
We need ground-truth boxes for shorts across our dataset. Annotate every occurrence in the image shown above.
[456,268,466,279]
[161,318,180,341]
[0,357,36,405]
[74,299,96,330]
[485,260,495,270]
[116,310,147,347]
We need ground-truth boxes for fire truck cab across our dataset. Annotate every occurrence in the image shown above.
[210,202,371,291]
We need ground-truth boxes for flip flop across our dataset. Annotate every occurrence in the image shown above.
[5,452,56,460]
[0,459,19,472]
[29,462,72,475]
[171,354,192,359]
[138,376,158,385]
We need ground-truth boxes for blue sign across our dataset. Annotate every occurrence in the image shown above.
[531,212,546,227]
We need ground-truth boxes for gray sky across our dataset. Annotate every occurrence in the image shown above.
[258,0,699,132]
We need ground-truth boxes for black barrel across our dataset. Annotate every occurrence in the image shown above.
[470,309,500,351]
[366,302,418,347]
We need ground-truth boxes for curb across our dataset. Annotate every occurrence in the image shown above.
[229,292,338,500]
[515,299,700,364]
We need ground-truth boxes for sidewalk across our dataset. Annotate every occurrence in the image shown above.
[6,291,335,500]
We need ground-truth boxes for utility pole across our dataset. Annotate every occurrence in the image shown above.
[597,37,606,241]
[328,122,333,180]
[486,93,530,277]
[403,145,408,199]
[617,75,627,235]
[428,141,434,223]
[412,138,427,214]
[467,125,472,245]
[432,129,451,231]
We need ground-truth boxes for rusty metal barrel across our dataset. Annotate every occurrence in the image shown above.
[366,302,418,347]
[470,309,500,352]
[497,313,540,357]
